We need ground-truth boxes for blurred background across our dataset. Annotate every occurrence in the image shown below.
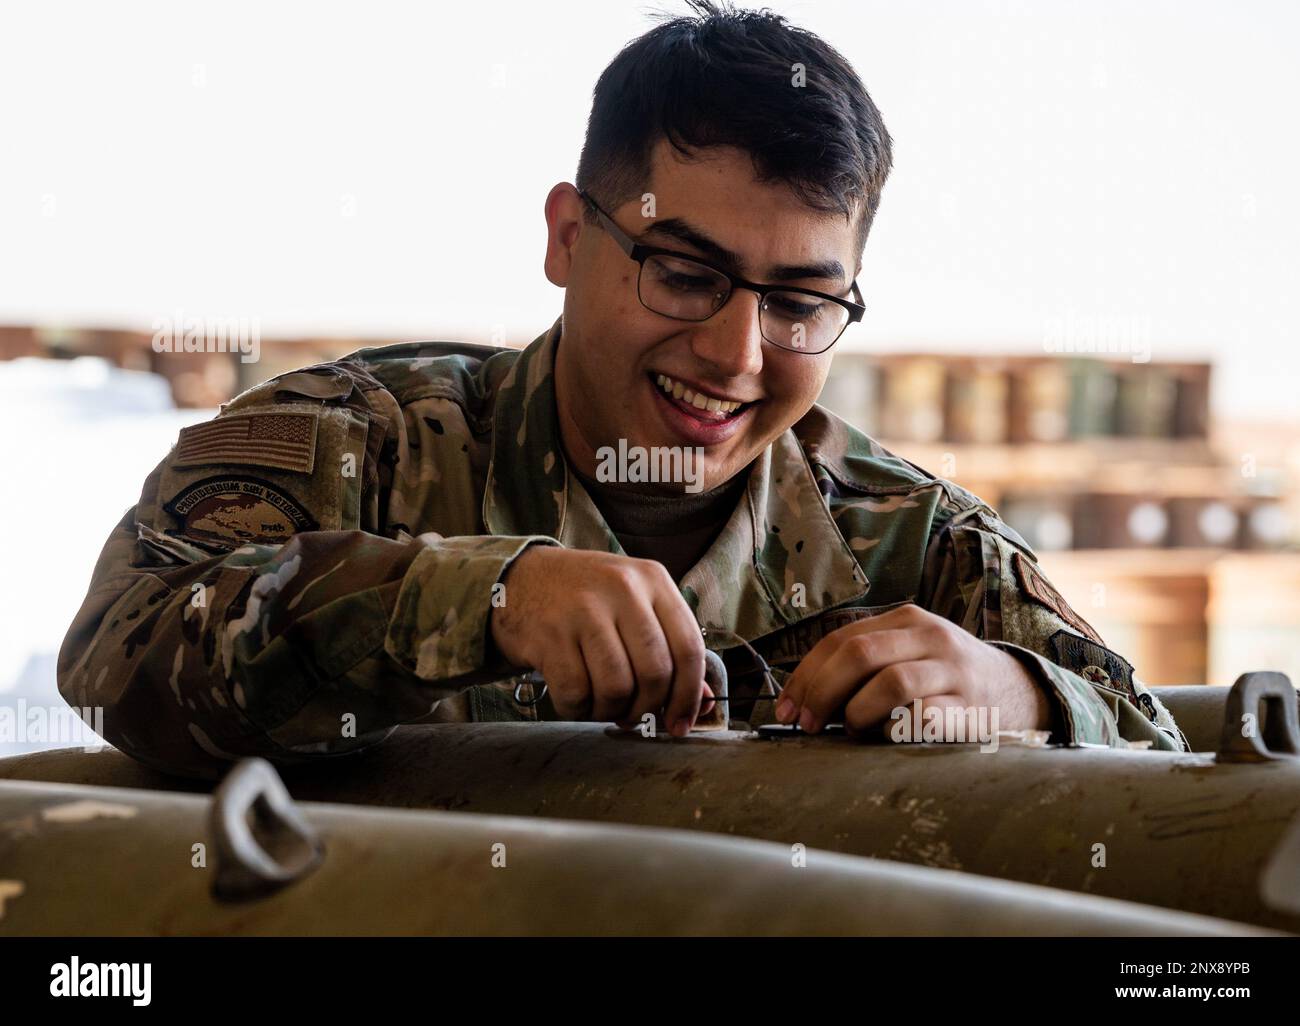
[2,0,1298,755]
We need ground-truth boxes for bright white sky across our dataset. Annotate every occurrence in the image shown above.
[2,0,1297,419]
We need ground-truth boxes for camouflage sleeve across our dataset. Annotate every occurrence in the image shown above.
[56,364,557,779]
[920,507,1187,752]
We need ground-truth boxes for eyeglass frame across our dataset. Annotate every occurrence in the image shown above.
[577,188,866,354]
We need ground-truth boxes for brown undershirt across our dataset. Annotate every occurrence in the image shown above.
[570,464,751,583]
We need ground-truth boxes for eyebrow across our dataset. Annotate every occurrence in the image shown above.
[637,217,846,285]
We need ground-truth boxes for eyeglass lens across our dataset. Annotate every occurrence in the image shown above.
[637,253,849,353]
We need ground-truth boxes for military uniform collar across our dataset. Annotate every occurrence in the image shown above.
[483,316,869,645]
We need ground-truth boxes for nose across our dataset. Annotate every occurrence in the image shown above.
[688,288,766,378]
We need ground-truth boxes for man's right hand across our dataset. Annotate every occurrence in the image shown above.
[489,547,710,736]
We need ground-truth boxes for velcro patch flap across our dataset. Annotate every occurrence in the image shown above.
[1013,551,1104,644]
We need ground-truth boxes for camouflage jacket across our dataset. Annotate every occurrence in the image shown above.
[58,316,1187,778]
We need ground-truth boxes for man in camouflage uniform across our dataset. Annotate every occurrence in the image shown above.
[57,4,1185,779]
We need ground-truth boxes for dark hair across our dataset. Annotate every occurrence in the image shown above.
[576,0,893,254]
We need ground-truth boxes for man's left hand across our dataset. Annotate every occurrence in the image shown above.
[776,603,1051,737]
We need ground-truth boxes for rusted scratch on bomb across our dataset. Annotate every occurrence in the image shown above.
[41,799,138,823]
[1142,792,1284,840]
[536,731,587,773]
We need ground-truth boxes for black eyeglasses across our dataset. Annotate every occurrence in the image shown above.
[578,189,865,355]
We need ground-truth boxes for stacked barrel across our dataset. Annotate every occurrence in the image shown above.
[818,354,1298,685]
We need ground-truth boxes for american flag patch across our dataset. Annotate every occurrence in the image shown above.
[174,411,319,473]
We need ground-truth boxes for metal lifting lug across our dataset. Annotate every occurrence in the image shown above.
[1217,671,1300,763]
[209,758,326,901]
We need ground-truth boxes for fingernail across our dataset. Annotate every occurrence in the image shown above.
[673,718,691,737]
[776,699,795,724]
[800,708,816,733]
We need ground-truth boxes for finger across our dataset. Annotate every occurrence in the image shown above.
[842,660,952,734]
[780,604,921,719]
[542,637,595,721]
[844,691,964,741]
[617,602,676,728]
[578,626,635,723]
[795,628,931,732]
[653,591,707,737]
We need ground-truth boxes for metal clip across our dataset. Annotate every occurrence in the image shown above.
[512,671,548,707]
[510,652,732,711]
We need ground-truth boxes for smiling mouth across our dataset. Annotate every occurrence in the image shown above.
[651,373,756,421]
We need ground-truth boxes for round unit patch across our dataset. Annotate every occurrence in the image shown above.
[163,476,318,547]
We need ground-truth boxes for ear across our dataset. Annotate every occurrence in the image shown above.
[543,183,587,288]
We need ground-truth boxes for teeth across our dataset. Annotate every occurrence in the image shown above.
[656,374,744,414]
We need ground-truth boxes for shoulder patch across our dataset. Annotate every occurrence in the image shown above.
[175,411,318,474]
[164,475,318,547]
[1013,551,1105,644]
[1048,629,1142,707]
